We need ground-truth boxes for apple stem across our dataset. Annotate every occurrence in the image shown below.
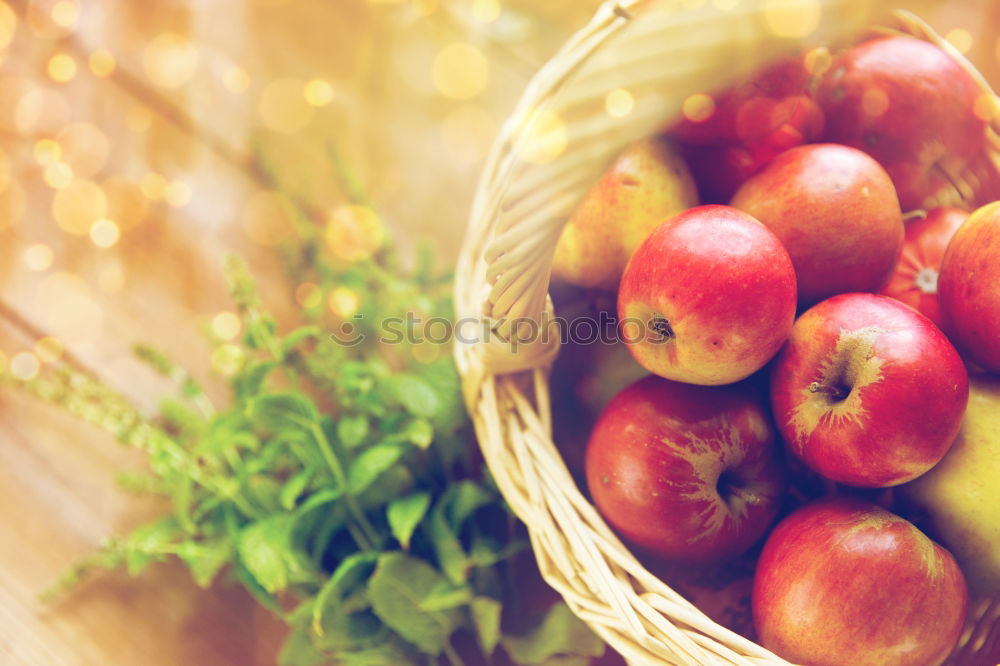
[651,316,675,341]
[808,381,848,400]
[902,209,927,223]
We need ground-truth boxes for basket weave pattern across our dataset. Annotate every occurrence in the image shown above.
[455,2,1000,663]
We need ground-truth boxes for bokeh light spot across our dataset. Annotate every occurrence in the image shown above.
[43,162,73,189]
[804,46,832,76]
[50,1,79,29]
[973,94,995,122]
[34,138,62,166]
[763,0,820,39]
[861,88,889,117]
[325,205,384,262]
[89,219,120,248]
[53,179,107,234]
[140,172,167,199]
[15,87,70,134]
[304,79,334,107]
[295,282,323,309]
[514,108,566,165]
[24,244,53,272]
[0,3,16,50]
[945,28,972,55]
[211,311,242,341]
[164,180,191,207]
[258,78,314,133]
[682,93,715,123]
[211,344,244,376]
[10,352,39,380]
[329,287,360,318]
[57,122,110,177]
[48,53,77,82]
[143,33,199,89]
[605,88,635,118]
[432,43,488,100]
[223,66,250,93]
[89,49,116,77]
[471,0,500,23]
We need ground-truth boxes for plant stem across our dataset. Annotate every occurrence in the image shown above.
[309,423,380,551]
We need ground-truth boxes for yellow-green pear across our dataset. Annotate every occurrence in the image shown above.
[901,373,1000,592]
[552,136,697,291]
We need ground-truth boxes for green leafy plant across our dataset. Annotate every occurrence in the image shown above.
[9,215,604,664]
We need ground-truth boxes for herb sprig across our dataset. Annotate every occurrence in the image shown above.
[8,201,605,665]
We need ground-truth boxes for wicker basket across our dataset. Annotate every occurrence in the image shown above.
[454,1,1000,664]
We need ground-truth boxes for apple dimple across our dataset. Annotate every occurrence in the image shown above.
[790,325,888,443]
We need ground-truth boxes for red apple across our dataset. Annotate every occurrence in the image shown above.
[730,143,904,307]
[817,36,987,211]
[753,497,968,666]
[770,293,968,487]
[618,205,797,385]
[670,55,823,147]
[585,375,785,562]
[938,200,1000,373]
[880,207,968,327]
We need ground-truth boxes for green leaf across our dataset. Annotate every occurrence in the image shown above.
[233,360,277,399]
[123,517,181,575]
[312,552,379,635]
[386,492,430,550]
[280,468,313,510]
[176,538,232,588]
[337,414,369,449]
[445,480,495,527]
[338,635,419,666]
[471,596,502,656]
[502,604,605,665]
[394,418,433,449]
[418,582,472,611]
[347,444,404,495]
[277,627,325,666]
[282,325,320,355]
[295,488,344,516]
[367,552,464,656]
[384,374,440,418]
[427,499,468,585]
[237,515,306,594]
[246,393,319,432]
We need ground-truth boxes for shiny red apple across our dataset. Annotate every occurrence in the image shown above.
[618,205,797,385]
[730,143,904,307]
[753,497,968,666]
[585,375,785,562]
[770,292,968,487]
[938,200,1000,373]
[817,36,987,210]
[880,207,968,327]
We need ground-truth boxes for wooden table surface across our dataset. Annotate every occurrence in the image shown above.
[0,1,997,665]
